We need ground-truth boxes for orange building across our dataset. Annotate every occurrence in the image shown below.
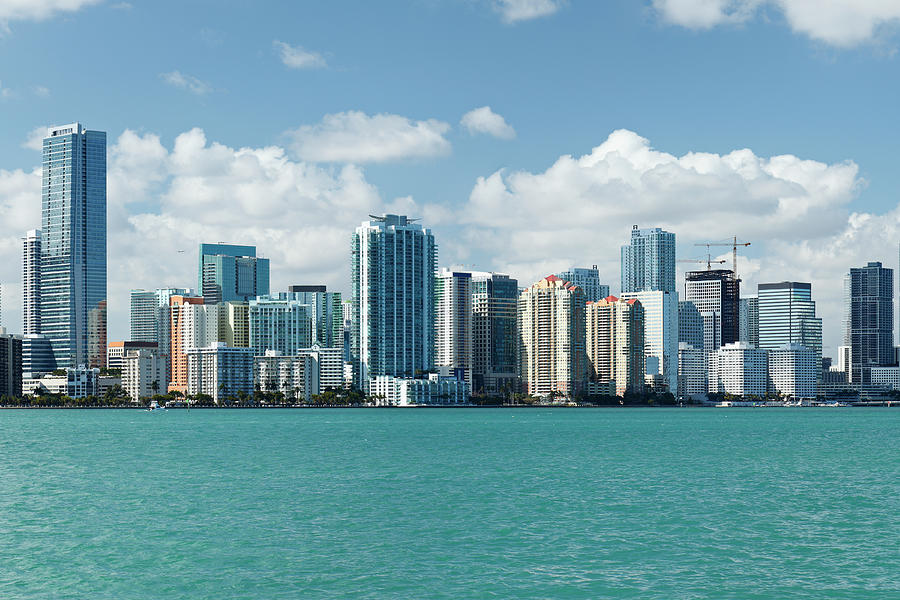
[168,295,205,393]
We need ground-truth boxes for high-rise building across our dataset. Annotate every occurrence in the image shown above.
[122,348,165,402]
[677,343,707,400]
[845,262,895,384]
[620,226,676,293]
[585,296,645,396]
[186,343,254,403]
[218,301,250,348]
[555,266,609,303]
[167,294,205,392]
[757,282,822,368]
[518,275,587,397]
[739,297,759,346]
[351,214,436,388]
[249,297,312,357]
[21,334,54,377]
[255,345,344,401]
[198,243,270,305]
[284,288,343,348]
[434,269,519,394]
[708,342,767,397]
[107,341,157,372]
[620,290,679,395]
[40,123,107,369]
[130,289,158,342]
[23,229,41,336]
[768,344,817,400]
[684,270,739,351]
[0,330,23,398]
[678,300,704,351]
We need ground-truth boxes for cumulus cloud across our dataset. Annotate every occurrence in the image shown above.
[460,106,516,139]
[494,0,563,23]
[160,71,212,95]
[273,40,327,69]
[0,0,101,26]
[653,0,900,47]
[22,126,48,151]
[288,111,452,163]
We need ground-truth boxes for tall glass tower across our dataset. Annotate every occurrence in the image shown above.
[198,243,270,304]
[845,262,894,384]
[620,226,676,293]
[758,282,822,368]
[40,123,107,369]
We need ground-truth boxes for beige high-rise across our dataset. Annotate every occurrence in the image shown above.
[585,296,645,396]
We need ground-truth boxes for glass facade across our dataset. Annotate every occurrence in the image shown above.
[757,282,822,370]
[198,243,270,304]
[845,262,894,384]
[621,226,676,294]
[40,123,106,369]
[555,267,609,303]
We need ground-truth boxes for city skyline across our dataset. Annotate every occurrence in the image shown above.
[2,2,900,356]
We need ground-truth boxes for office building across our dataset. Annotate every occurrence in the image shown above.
[21,334,54,377]
[23,366,99,399]
[708,342,767,397]
[870,367,900,391]
[351,214,436,388]
[739,297,759,346]
[620,290,679,395]
[470,272,519,395]
[186,343,254,403]
[620,226,676,293]
[758,282,822,368]
[122,348,165,402]
[39,123,107,369]
[0,330,23,398]
[677,343,707,400]
[23,229,41,336]
[518,275,587,398]
[845,262,894,384]
[107,341,157,372]
[684,269,739,351]
[555,266,609,303]
[585,296,645,396]
[678,300,704,351]
[768,344,817,400]
[198,243,270,305]
[369,374,469,406]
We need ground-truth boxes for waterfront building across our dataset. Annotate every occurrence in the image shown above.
[254,345,344,401]
[167,294,205,393]
[518,275,587,398]
[708,342,767,397]
[684,269,739,351]
[198,243,270,305]
[845,262,894,384]
[342,300,352,362]
[435,269,474,384]
[39,123,107,369]
[186,343,254,403]
[21,334,54,377]
[351,214,436,388]
[620,226,676,293]
[0,330,23,398]
[284,287,343,347]
[129,289,157,342]
[870,367,900,391]
[218,301,250,348]
[677,343,707,401]
[739,297,759,346]
[23,366,99,398]
[767,343,818,400]
[369,374,469,406]
[585,296,645,396]
[249,297,312,357]
[555,266,610,303]
[107,341,157,373]
[23,229,41,336]
[122,348,165,402]
[620,290,679,395]
[678,300,704,351]
[758,282,822,369]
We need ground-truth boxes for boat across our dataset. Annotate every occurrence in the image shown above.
[147,400,167,412]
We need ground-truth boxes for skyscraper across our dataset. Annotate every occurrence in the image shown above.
[285,286,343,348]
[198,243,270,304]
[351,214,436,388]
[678,300,704,350]
[620,290,679,395]
[684,270,739,351]
[23,229,41,336]
[620,226,676,293]
[518,275,587,397]
[757,282,822,367]
[739,297,759,346]
[845,262,894,384]
[130,289,158,342]
[585,296,645,396]
[40,123,107,369]
[248,296,312,357]
[554,266,609,303]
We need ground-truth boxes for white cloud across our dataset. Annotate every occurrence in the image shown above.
[22,125,48,150]
[653,0,900,47]
[460,106,516,140]
[288,111,452,163]
[444,128,870,353]
[494,0,563,23]
[0,0,101,25]
[160,71,212,95]
[273,40,327,69]
[32,85,49,97]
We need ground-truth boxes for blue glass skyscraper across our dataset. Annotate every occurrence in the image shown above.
[198,243,270,304]
[40,123,107,369]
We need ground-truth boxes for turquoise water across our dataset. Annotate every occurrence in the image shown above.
[1,408,899,599]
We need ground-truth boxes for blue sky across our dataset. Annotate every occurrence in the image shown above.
[1,0,899,351]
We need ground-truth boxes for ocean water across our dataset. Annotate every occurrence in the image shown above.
[1,408,899,599]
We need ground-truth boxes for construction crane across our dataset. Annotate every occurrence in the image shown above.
[694,237,751,281]
[677,257,726,271]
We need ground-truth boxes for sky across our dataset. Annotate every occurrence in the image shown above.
[1,0,899,355]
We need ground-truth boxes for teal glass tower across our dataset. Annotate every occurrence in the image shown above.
[198,243,270,304]
[40,123,107,369]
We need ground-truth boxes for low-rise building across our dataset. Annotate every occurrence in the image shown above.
[708,342,767,397]
[254,345,344,402]
[23,366,99,398]
[186,343,254,403]
[768,344,818,400]
[369,374,470,406]
[107,341,158,372]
